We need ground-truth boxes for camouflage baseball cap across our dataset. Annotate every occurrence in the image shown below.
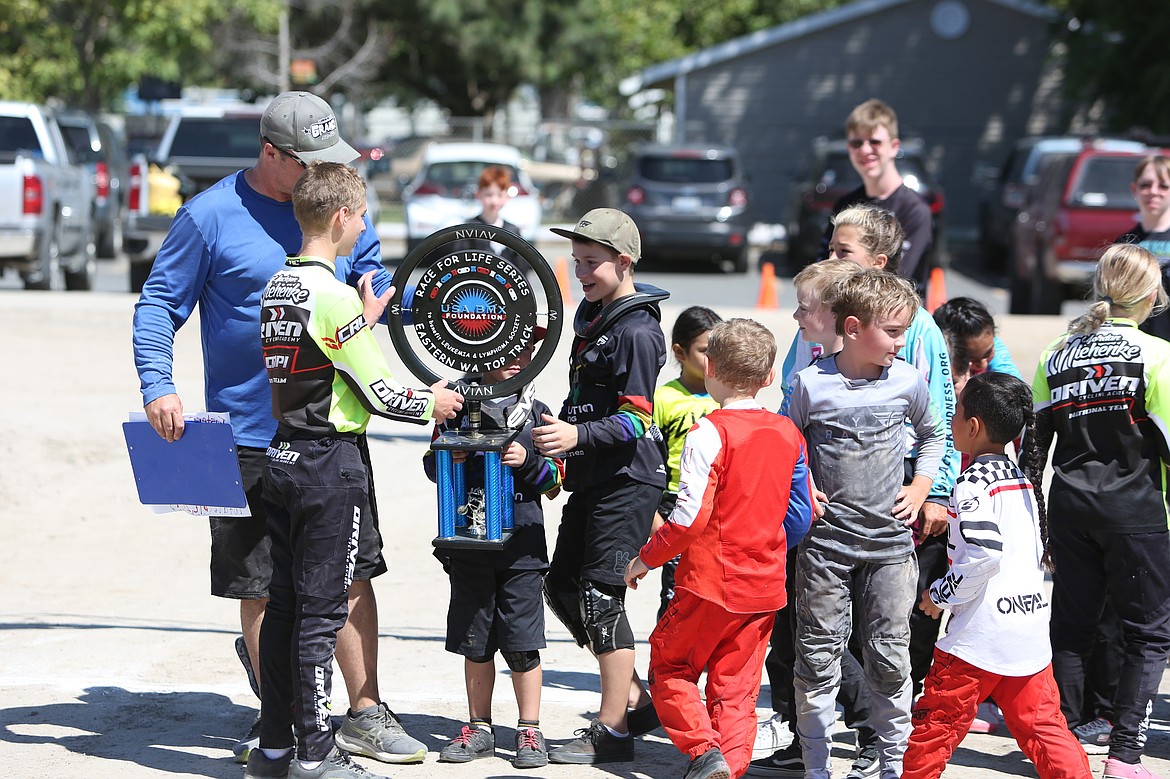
[260,91,359,165]
[551,208,641,263]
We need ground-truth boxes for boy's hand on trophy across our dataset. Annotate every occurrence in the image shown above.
[430,381,463,421]
[533,414,578,456]
[502,441,528,468]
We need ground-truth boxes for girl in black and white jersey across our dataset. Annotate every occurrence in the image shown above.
[1031,244,1170,779]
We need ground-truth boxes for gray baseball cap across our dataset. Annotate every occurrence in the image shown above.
[551,208,641,263]
[260,91,359,165]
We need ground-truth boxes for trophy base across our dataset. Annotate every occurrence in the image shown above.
[433,529,513,550]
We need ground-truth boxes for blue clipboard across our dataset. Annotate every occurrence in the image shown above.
[123,420,248,508]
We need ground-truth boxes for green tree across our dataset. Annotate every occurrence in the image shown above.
[588,0,852,107]
[1055,0,1170,134]
[370,0,543,120]
[0,0,280,111]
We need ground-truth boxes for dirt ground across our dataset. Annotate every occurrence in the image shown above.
[0,290,1166,779]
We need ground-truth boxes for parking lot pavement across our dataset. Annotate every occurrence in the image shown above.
[0,291,1166,778]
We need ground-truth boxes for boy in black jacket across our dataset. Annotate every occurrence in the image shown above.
[534,208,670,764]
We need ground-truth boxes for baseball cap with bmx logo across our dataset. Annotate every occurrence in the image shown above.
[260,91,359,165]
[551,207,642,264]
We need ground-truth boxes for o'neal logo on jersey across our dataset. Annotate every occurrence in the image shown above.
[322,314,366,350]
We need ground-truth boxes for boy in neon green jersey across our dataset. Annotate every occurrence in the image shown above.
[248,162,462,779]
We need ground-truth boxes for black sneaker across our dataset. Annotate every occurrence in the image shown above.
[233,714,262,764]
[548,720,634,764]
[235,635,261,699]
[1072,717,1112,755]
[513,727,548,769]
[685,748,732,779]
[245,749,293,779]
[627,703,662,736]
[746,739,803,778]
[845,744,880,779]
[438,724,494,762]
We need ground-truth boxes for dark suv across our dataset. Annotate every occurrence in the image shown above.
[623,144,752,273]
[786,138,945,270]
[56,112,128,259]
[1008,144,1149,314]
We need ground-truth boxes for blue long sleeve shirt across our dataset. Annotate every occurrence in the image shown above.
[132,170,388,448]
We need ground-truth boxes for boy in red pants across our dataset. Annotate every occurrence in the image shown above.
[625,318,814,779]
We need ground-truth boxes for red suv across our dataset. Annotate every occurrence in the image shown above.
[1009,144,1148,314]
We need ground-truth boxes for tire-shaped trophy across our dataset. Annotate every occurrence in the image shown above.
[387,223,562,549]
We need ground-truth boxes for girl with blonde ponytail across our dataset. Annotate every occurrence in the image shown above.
[1029,243,1170,779]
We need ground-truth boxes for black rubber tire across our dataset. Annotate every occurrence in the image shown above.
[22,217,62,290]
[129,259,153,294]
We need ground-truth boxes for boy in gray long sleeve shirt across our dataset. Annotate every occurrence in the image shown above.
[787,269,942,779]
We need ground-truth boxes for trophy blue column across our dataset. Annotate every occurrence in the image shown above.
[503,464,515,531]
[436,449,456,539]
[484,451,504,542]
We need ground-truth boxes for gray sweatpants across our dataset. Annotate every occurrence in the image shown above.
[793,544,917,779]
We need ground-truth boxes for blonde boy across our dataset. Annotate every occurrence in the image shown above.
[625,319,813,779]
[251,162,462,779]
[787,270,944,779]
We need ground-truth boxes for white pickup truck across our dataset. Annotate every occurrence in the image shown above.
[0,101,95,290]
[123,104,266,293]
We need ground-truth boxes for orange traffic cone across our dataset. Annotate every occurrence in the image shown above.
[756,261,779,309]
[555,256,573,306]
[925,267,947,313]
[556,254,575,304]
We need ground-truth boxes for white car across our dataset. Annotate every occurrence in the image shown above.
[402,142,542,251]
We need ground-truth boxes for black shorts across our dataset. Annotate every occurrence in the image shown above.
[210,441,387,599]
[550,477,661,587]
[445,561,546,657]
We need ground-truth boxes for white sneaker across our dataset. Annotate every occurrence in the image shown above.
[753,713,793,760]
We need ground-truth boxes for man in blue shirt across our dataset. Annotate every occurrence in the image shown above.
[132,91,426,767]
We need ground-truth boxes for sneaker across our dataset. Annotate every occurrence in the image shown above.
[753,713,793,760]
[334,703,427,764]
[288,749,390,779]
[1103,757,1166,779]
[547,720,635,764]
[438,725,494,763]
[1073,717,1113,755]
[685,748,733,779]
[627,702,662,736]
[746,739,804,777]
[235,635,261,699]
[513,727,548,769]
[845,744,880,779]
[969,701,1002,734]
[234,713,262,764]
[246,749,293,779]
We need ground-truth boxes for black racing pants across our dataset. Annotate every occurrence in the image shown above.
[1049,526,1170,764]
[258,435,369,761]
